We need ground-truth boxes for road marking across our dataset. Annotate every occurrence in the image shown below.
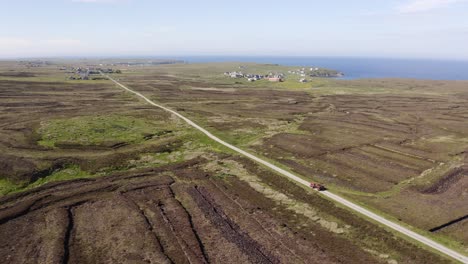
[104,73,468,263]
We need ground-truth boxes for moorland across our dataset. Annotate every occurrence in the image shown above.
[0,60,466,263]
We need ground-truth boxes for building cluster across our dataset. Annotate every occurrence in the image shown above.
[65,67,120,80]
[20,60,52,68]
[292,67,343,78]
[288,67,320,76]
[287,67,324,81]
[290,67,344,80]
[224,71,286,82]
[224,66,342,83]
[223,66,335,83]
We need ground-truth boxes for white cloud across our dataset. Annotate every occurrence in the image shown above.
[398,0,467,13]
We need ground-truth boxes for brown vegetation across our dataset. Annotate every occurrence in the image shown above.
[117,66,468,247]
[0,156,450,263]
[0,62,465,262]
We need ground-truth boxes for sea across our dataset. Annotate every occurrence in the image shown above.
[167,56,468,80]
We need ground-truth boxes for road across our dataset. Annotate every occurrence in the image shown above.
[104,73,468,263]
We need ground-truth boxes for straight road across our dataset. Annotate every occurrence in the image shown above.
[104,73,468,263]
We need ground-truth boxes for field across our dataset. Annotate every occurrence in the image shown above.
[113,62,468,252]
[0,60,465,263]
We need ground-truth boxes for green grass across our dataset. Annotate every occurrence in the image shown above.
[0,178,24,196]
[27,166,91,189]
[38,115,166,147]
[0,166,90,196]
[185,130,238,155]
[0,115,228,197]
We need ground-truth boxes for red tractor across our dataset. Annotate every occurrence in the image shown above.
[310,182,326,191]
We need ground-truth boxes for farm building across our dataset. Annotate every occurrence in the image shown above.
[268,77,283,82]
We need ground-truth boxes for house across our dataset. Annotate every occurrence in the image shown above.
[79,72,89,80]
[268,77,283,82]
[227,71,243,78]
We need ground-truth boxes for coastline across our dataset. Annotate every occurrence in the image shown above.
[172,56,468,80]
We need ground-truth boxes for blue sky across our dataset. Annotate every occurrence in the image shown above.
[1,0,468,59]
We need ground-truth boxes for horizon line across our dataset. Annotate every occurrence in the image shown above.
[1,54,468,62]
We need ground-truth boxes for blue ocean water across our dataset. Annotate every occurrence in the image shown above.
[171,56,468,80]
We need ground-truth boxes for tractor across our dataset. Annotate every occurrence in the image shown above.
[310,182,326,191]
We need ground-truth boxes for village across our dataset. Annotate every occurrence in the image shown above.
[62,67,121,80]
[61,60,183,80]
[224,66,343,83]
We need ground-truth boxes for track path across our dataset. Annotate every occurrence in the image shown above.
[104,73,467,263]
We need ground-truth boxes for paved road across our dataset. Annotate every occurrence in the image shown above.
[104,74,468,263]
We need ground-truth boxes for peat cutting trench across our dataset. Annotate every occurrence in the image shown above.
[103,74,468,263]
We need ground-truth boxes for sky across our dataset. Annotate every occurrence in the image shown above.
[1,0,468,60]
